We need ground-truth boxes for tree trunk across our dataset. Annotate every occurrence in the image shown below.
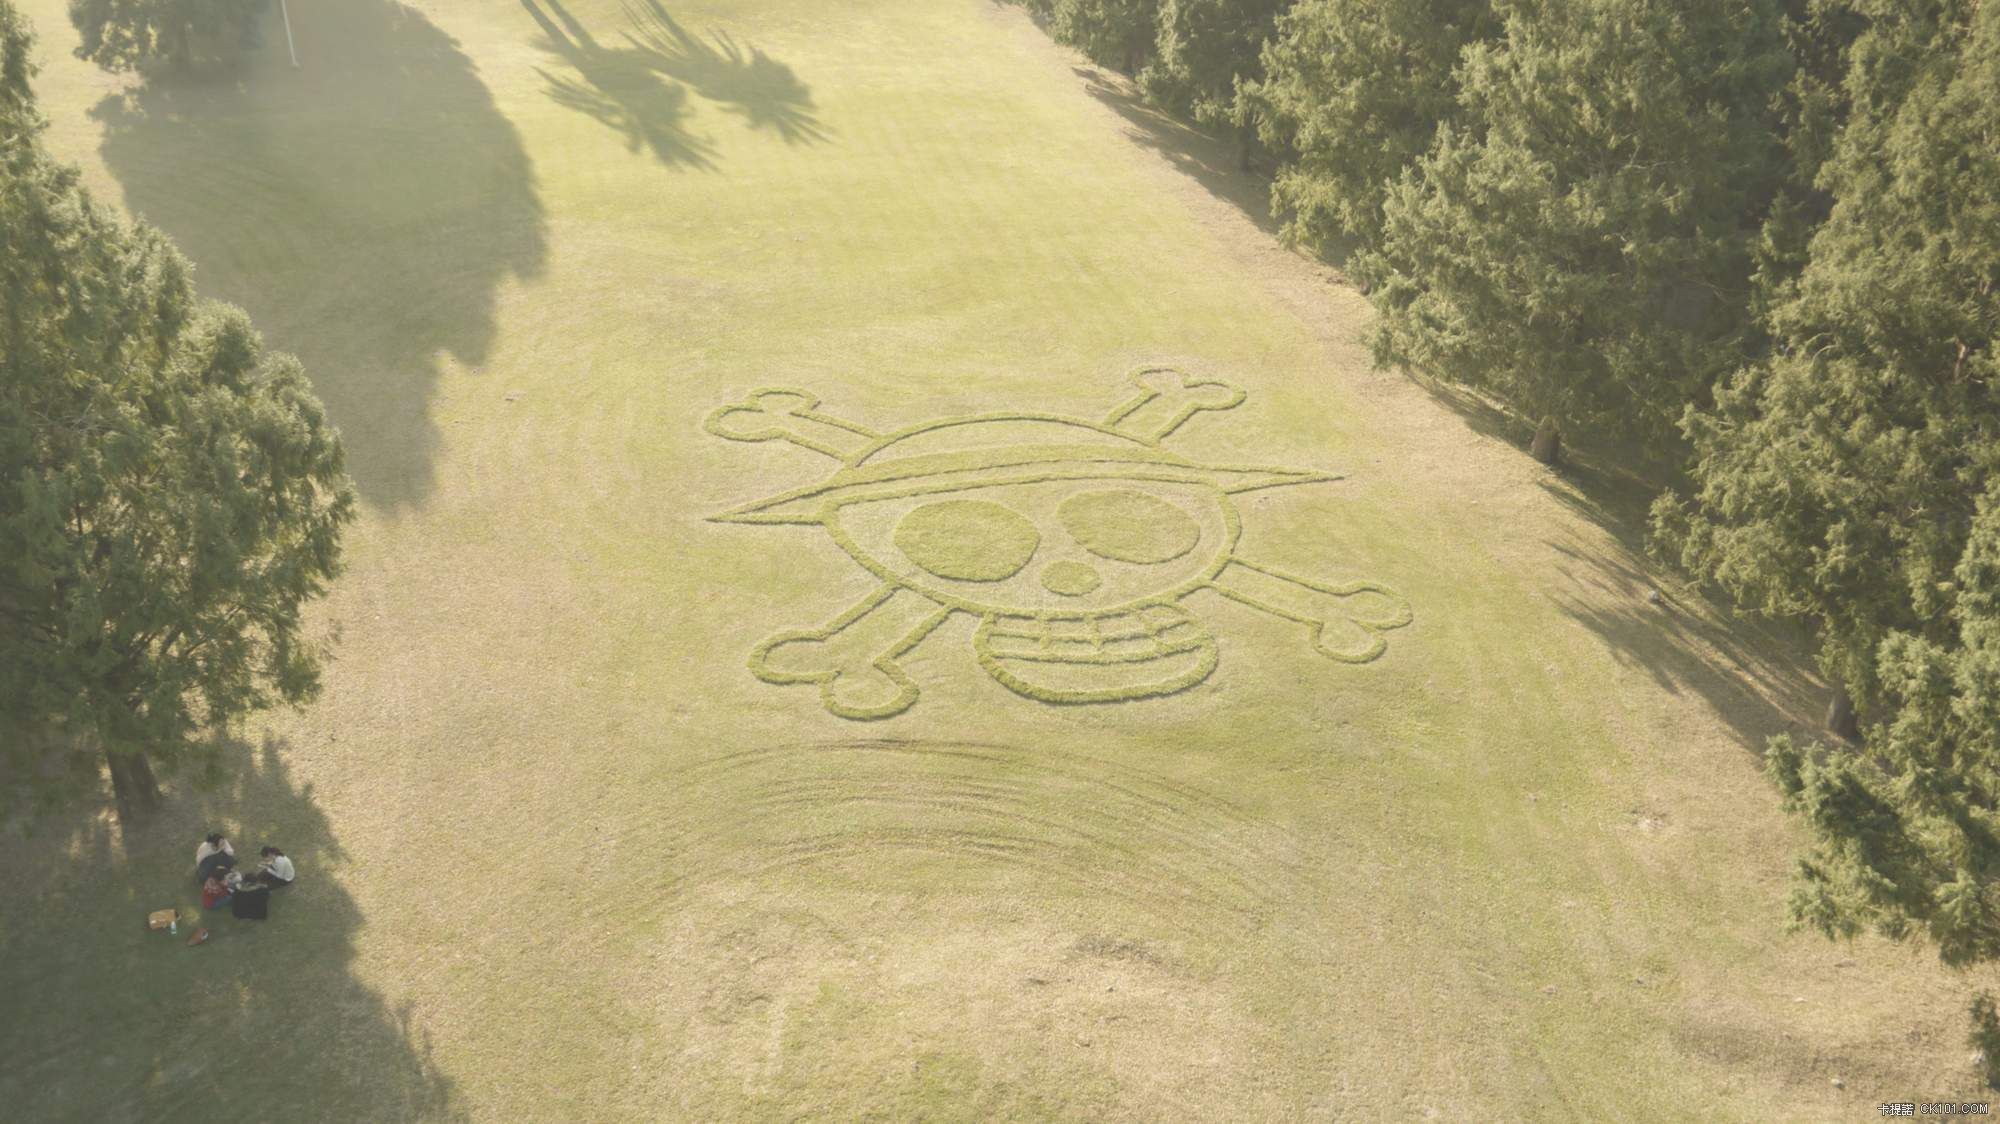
[173,20,192,70]
[1825,685,1859,742]
[1235,123,1253,172]
[1529,415,1562,466]
[106,747,162,822]
[1123,32,1150,77]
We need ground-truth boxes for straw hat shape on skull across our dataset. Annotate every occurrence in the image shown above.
[705,368,1412,719]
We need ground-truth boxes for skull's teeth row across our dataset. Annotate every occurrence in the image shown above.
[983,621,1207,661]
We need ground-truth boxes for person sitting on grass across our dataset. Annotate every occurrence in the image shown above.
[194,833,235,882]
[254,846,295,888]
[201,871,235,912]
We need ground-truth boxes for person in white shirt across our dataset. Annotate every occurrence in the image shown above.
[194,833,236,882]
[255,846,296,888]
[195,833,233,866]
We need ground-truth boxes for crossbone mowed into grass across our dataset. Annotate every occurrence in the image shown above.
[705,368,1413,718]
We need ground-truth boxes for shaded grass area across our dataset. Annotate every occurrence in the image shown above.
[1535,462,1825,751]
[1072,64,1278,238]
[1425,373,1825,750]
[87,0,547,509]
[0,739,454,1121]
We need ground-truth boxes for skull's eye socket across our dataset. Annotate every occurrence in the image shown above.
[1058,489,1201,564]
[894,499,1040,581]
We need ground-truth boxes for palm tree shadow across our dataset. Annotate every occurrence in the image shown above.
[89,0,548,512]
[521,0,715,167]
[0,736,459,1120]
[621,0,827,145]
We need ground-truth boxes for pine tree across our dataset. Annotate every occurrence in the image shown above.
[1250,0,1497,253]
[1654,0,2000,988]
[1141,0,1289,168]
[1357,0,1794,449]
[0,0,27,111]
[1,0,354,819]
[1032,0,1162,74]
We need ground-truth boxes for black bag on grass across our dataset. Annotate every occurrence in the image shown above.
[231,888,270,920]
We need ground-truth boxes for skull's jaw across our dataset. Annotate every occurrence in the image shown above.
[973,603,1218,704]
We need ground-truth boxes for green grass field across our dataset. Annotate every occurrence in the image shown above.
[2,0,1992,1118]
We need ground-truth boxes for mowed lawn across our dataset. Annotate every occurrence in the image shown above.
[2,0,1991,1118]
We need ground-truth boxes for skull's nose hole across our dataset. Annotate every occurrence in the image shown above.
[1041,560,1101,597]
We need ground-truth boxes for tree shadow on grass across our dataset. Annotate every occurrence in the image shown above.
[1537,460,1825,753]
[522,0,824,162]
[0,736,458,1121]
[1393,372,1824,750]
[90,0,547,511]
[622,0,826,145]
[1071,65,1281,239]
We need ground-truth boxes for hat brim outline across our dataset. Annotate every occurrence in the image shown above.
[709,411,1341,525]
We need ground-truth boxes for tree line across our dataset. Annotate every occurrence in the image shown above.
[2,0,352,822]
[1024,0,2000,1078]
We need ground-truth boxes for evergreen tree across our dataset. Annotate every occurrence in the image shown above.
[1654,0,2000,997]
[0,0,28,115]
[1746,2,1870,327]
[1,0,354,819]
[1357,0,1794,449]
[69,0,262,72]
[1250,0,1496,253]
[1032,0,1162,74]
[1141,0,1289,168]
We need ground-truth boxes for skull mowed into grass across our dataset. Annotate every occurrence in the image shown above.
[706,368,1412,718]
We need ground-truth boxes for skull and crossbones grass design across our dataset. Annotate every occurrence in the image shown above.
[704,368,1412,719]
